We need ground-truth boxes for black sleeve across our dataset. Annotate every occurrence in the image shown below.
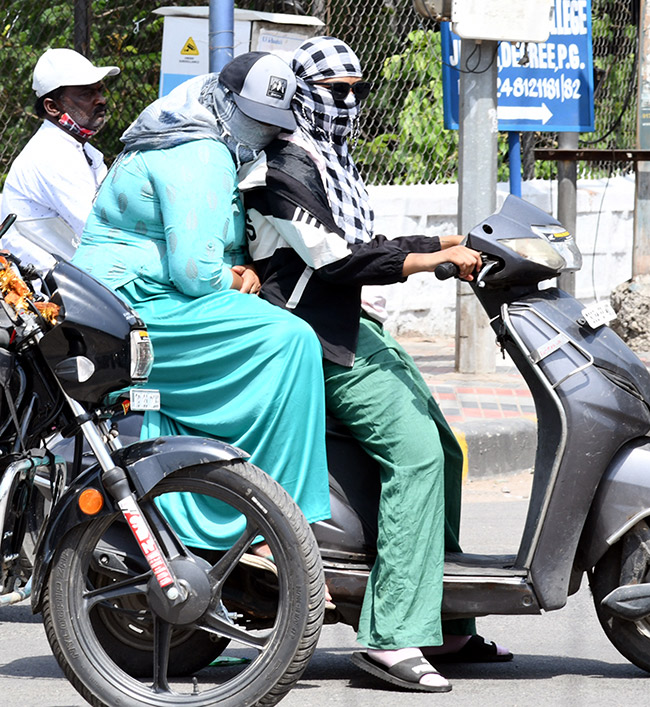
[316,234,441,286]
[246,140,442,286]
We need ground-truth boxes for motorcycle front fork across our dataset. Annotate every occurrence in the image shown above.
[67,394,188,604]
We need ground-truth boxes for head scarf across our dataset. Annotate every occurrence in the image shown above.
[290,37,374,244]
[120,74,281,168]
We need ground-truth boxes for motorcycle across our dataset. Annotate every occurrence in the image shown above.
[0,214,325,707]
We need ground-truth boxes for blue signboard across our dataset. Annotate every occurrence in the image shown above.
[441,0,594,132]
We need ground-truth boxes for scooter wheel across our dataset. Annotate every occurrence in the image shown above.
[590,522,650,673]
[41,459,325,706]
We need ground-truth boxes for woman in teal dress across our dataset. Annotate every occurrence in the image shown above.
[72,53,330,550]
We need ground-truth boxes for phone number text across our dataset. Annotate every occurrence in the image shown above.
[497,75,582,102]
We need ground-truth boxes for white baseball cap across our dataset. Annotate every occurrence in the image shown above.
[32,48,120,98]
[219,52,296,131]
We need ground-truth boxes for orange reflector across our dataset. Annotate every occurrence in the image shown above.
[78,488,104,515]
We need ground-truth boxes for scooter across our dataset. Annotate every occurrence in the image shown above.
[312,194,650,673]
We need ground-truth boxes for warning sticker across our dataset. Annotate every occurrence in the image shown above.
[181,37,199,56]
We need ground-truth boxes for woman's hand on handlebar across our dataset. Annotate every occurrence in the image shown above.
[440,245,483,280]
[403,246,482,281]
[231,264,261,294]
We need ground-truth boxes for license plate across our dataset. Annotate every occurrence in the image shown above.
[130,388,161,411]
[581,301,616,329]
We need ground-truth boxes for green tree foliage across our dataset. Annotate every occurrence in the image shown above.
[590,0,637,147]
[0,1,175,188]
[354,29,456,184]
[353,29,511,185]
[0,1,639,188]
[578,0,638,177]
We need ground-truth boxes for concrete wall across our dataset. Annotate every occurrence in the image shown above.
[1,175,635,340]
[366,176,636,337]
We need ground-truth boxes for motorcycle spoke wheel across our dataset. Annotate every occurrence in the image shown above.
[42,459,325,707]
[83,517,223,677]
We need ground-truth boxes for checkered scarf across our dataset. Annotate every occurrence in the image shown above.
[290,37,374,244]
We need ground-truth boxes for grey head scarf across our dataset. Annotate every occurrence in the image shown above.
[120,73,280,168]
[290,37,374,245]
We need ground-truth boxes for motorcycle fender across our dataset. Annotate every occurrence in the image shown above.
[31,435,246,612]
[578,437,650,572]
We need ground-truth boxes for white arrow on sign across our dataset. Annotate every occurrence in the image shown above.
[497,103,553,125]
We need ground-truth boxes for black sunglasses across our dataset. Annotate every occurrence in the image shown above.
[310,81,372,101]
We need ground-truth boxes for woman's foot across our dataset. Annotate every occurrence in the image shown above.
[252,541,334,606]
[251,541,273,559]
[422,634,512,663]
[364,647,450,690]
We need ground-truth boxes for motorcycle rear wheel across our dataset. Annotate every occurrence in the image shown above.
[589,522,650,673]
[42,459,325,706]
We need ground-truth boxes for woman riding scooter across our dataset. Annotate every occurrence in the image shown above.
[241,36,510,692]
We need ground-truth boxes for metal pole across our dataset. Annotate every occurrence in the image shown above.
[209,0,234,73]
[508,132,522,197]
[556,131,578,293]
[456,38,498,374]
[521,132,536,180]
[73,0,91,57]
[635,0,650,276]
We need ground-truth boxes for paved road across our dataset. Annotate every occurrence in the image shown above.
[1,489,649,706]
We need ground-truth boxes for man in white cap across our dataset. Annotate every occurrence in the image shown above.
[0,48,120,270]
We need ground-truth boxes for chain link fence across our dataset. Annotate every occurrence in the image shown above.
[0,0,183,189]
[577,0,638,176]
[0,0,640,189]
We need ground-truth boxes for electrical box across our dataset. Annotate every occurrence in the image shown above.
[154,7,324,97]
[414,0,556,43]
[412,0,453,22]
[452,0,554,43]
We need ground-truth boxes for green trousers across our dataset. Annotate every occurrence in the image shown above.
[323,316,475,649]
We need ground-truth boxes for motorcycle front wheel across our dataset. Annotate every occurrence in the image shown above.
[589,519,650,673]
[42,459,325,707]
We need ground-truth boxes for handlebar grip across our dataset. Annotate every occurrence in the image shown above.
[434,262,460,281]
[0,214,16,239]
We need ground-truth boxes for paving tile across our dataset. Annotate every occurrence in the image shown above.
[397,336,649,431]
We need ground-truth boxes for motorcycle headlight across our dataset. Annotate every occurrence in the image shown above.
[130,330,154,381]
[532,225,583,271]
[498,237,567,272]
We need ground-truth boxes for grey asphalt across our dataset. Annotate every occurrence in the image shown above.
[1,494,649,706]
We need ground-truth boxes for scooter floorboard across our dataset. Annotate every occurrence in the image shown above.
[443,552,525,577]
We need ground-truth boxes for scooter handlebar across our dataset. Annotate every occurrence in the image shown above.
[434,254,493,283]
[434,262,460,281]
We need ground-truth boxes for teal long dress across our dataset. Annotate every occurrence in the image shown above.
[72,139,330,549]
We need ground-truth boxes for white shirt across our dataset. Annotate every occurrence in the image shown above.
[0,121,107,271]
